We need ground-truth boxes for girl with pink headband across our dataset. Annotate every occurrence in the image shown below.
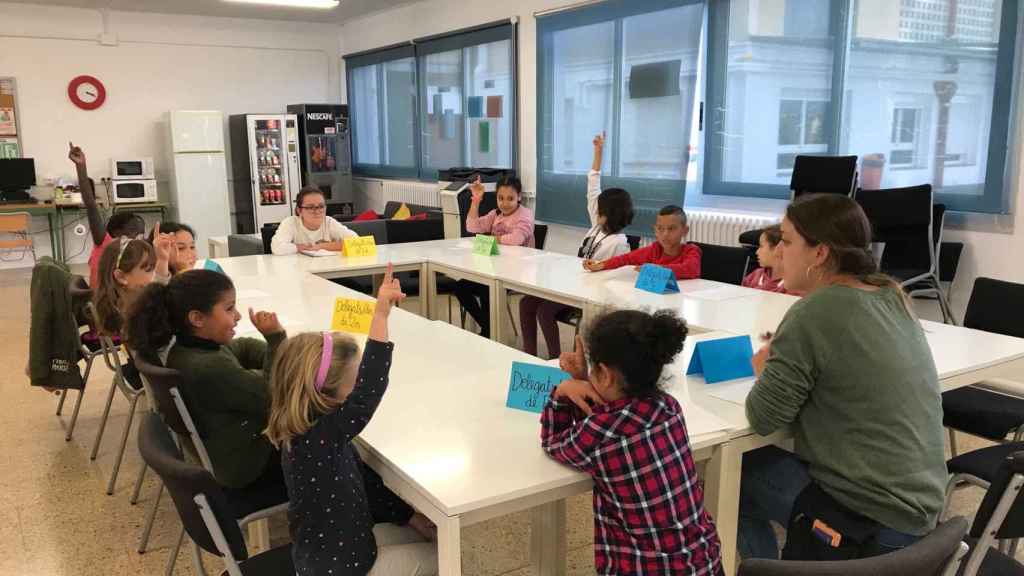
[265,265,438,576]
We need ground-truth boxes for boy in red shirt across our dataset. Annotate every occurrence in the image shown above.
[583,205,701,279]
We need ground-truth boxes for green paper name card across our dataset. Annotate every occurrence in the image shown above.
[472,234,500,256]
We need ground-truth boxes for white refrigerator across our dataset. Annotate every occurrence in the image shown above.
[166,110,231,258]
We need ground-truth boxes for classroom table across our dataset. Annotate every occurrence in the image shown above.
[210,239,1024,575]
[226,268,737,576]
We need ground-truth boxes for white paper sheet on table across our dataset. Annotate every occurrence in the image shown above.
[679,399,736,437]
[705,378,757,405]
[685,285,755,302]
[300,249,336,257]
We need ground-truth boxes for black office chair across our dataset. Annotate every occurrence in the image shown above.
[738,154,857,248]
[737,517,969,576]
[956,451,1024,575]
[693,242,750,285]
[943,278,1024,458]
[856,185,954,324]
[137,413,294,576]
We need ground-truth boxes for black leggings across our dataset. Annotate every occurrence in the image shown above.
[453,280,490,335]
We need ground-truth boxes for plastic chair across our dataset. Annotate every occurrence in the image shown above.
[0,211,36,262]
[737,516,969,576]
[958,451,1024,575]
[56,276,101,441]
[84,304,147,496]
[693,242,750,285]
[137,412,293,576]
[943,278,1024,459]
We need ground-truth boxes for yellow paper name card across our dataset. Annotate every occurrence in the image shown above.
[330,298,375,334]
[343,236,377,258]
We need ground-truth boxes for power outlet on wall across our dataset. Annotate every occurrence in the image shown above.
[74,224,88,237]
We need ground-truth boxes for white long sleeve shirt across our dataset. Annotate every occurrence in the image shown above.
[270,215,358,255]
[578,170,630,260]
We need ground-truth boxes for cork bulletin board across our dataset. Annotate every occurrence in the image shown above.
[0,78,21,158]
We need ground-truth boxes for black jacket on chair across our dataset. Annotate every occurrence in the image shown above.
[29,257,84,390]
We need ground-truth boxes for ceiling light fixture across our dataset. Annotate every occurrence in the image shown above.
[224,0,340,8]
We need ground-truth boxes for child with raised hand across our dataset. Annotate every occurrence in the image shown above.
[454,174,534,337]
[519,133,633,358]
[542,309,723,576]
[583,205,701,280]
[742,225,786,293]
[265,264,437,576]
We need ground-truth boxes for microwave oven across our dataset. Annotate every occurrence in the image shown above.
[111,157,155,180]
[112,179,158,204]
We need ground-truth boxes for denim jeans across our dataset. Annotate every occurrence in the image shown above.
[738,446,921,560]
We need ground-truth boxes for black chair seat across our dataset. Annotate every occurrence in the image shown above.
[959,538,1024,575]
[555,307,581,325]
[944,387,1024,441]
[226,544,294,575]
[948,442,1024,482]
[224,476,289,521]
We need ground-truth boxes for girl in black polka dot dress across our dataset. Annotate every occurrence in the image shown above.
[266,265,438,576]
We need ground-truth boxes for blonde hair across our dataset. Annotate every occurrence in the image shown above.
[264,332,361,450]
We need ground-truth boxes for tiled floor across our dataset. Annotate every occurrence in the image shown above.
[0,267,1002,574]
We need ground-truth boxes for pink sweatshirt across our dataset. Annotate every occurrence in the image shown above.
[467,205,536,248]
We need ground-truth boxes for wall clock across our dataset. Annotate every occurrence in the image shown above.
[68,75,106,110]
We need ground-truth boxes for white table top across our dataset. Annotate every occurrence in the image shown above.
[227,270,735,518]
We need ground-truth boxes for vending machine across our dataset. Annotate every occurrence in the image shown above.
[287,104,353,215]
[229,113,302,234]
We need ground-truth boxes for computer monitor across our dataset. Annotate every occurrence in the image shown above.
[0,158,36,192]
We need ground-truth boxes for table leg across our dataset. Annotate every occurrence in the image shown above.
[437,514,462,576]
[703,442,741,576]
[419,263,430,318]
[425,265,439,321]
[530,500,567,576]
[48,213,62,263]
[490,280,503,343]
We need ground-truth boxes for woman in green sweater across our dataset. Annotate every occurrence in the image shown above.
[125,269,287,490]
[739,194,946,561]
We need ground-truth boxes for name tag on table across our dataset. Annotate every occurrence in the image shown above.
[330,298,375,334]
[686,335,755,384]
[635,264,679,294]
[472,234,500,256]
[506,361,571,414]
[343,236,377,258]
[201,259,225,274]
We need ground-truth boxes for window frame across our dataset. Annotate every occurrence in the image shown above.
[343,22,518,182]
[702,0,1019,214]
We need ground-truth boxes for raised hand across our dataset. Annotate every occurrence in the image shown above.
[375,262,406,315]
[68,142,86,166]
[469,175,485,203]
[593,131,606,150]
[249,308,284,336]
[554,379,604,416]
[559,335,588,380]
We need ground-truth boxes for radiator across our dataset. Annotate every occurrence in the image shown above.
[633,207,778,247]
[353,178,442,214]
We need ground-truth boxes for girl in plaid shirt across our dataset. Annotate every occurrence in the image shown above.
[540,309,723,575]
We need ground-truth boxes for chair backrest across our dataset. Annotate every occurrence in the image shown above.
[170,387,216,473]
[133,354,190,438]
[737,516,969,576]
[791,155,858,198]
[0,212,31,233]
[626,234,641,251]
[227,235,264,257]
[137,412,249,571]
[534,224,548,250]
[693,242,750,285]
[856,184,935,271]
[938,241,963,284]
[345,219,388,244]
[963,277,1024,338]
[260,223,279,254]
[963,451,1024,575]
[385,218,444,244]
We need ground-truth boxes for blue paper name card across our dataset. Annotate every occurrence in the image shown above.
[203,259,225,274]
[635,263,679,294]
[687,335,755,384]
[506,361,571,414]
